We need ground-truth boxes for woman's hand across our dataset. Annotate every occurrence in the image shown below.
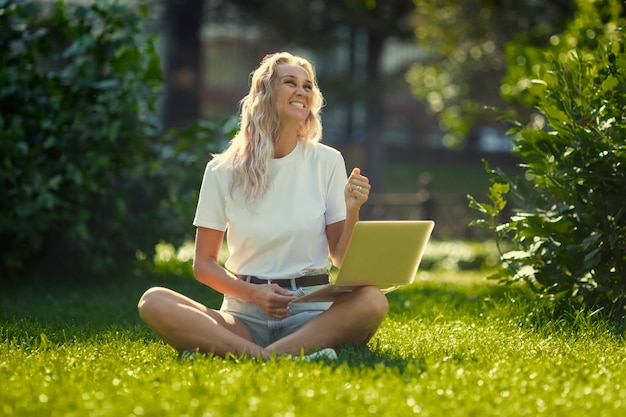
[249,283,298,319]
[345,167,370,212]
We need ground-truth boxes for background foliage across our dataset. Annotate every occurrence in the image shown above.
[469,2,626,316]
[407,0,576,148]
[0,0,225,281]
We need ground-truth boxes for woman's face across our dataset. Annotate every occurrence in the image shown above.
[274,63,313,125]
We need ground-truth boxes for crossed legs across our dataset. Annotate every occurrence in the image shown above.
[137,285,389,358]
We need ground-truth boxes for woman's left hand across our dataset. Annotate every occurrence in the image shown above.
[345,167,370,211]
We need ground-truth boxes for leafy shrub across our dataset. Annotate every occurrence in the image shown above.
[0,0,162,279]
[0,1,227,281]
[469,32,626,316]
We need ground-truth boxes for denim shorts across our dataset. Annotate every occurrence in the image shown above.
[220,284,332,347]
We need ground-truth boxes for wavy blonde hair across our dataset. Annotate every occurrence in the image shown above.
[214,52,324,205]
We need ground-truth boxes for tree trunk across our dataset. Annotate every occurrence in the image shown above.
[364,32,385,191]
[162,0,204,130]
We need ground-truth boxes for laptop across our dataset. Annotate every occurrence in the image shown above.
[294,220,435,303]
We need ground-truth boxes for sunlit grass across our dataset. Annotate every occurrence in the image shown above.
[2,269,625,416]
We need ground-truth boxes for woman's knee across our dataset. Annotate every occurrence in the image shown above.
[137,286,169,320]
[333,286,388,346]
[353,286,389,319]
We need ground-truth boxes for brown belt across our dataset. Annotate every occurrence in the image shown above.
[236,274,329,288]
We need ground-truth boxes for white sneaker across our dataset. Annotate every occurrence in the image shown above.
[178,349,198,361]
[299,348,338,361]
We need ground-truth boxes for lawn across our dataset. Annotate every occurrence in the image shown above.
[377,162,522,240]
[2,268,625,416]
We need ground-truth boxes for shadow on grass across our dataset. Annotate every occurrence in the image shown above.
[0,273,222,345]
[335,344,427,376]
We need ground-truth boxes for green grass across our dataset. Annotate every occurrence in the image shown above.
[2,271,625,417]
[380,163,523,240]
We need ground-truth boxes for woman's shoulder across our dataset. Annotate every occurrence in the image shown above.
[206,152,232,170]
[302,141,344,163]
[202,154,233,182]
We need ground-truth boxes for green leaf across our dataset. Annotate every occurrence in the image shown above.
[467,194,492,215]
[488,182,509,213]
[582,233,602,251]
[601,75,618,92]
[468,219,492,229]
[91,79,119,90]
[542,105,570,125]
[502,251,531,261]
[583,248,602,270]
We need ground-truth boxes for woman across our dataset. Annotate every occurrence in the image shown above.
[138,52,388,360]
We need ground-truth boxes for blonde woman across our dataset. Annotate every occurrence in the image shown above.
[138,52,388,360]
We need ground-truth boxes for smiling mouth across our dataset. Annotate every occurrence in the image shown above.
[289,101,306,108]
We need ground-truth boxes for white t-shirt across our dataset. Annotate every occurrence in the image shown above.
[193,140,347,279]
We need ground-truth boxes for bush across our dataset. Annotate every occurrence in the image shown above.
[469,31,626,316]
[0,1,227,281]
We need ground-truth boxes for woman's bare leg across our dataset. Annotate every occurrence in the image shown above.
[137,287,269,358]
[267,285,389,355]
[138,285,388,358]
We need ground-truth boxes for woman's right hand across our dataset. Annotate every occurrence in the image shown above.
[193,227,298,319]
[250,283,298,319]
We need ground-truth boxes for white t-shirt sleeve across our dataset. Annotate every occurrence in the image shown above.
[325,152,348,225]
[193,160,228,231]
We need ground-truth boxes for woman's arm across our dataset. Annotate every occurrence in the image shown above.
[193,227,252,299]
[326,168,370,267]
[193,227,296,312]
